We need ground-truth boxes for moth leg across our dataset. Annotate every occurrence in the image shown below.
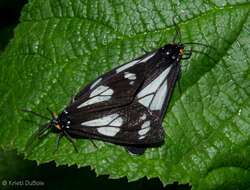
[63,131,78,153]
[25,123,49,153]
[37,124,51,138]
[177,69,182,94]
[55,132,64,152]
[90,139,98,149]
[20,108,50,120]
[125,146,146,155]
[182,48,193,59]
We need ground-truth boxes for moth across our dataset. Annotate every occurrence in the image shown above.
[25,42,191,155]
[25,21,200,154]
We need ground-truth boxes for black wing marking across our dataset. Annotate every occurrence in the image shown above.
[73,52,156,100]
[64,54,180,148]
[66,52,157,113]
[65,102,164,145]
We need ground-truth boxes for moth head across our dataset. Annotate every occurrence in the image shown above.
[50,110,71,133]
[160,44,185,61]
[50,116,62,133]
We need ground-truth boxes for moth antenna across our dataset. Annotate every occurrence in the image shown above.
[190,49,217,63]
[172,15,182,43]
[20,108,50,120]
[23,119,41,125]
[25,123,50,153]
[46,107,56,118]
[183,42,217,52]
[54,133,64,152]
[90,139,98,149]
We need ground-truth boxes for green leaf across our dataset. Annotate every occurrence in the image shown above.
[0,0,250,189]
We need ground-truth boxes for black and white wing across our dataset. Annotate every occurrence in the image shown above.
[67,52,157,112]
[66,102,164,146]
[61,44,183,154]
[135,61,181,122]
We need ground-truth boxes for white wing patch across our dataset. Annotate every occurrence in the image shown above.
[81,113,119,126]
[90,85,109,97]
[116,60,138,73]
[110,117,123,126]
[138,127,151,136]
[81,113,123,136]
[138,95,154,108]
[90,77,102,89]
[101,89,114,96]
[78,96,111,108]
[150,81,168,110]
[137,66,172,98]
[116,52,155,74]
[141,121,150,128]
[137,65,172,110]
[140,113,147,121]
[124,72,136,85]
[138,121,151,139]
[139,136,146,140]
[97,127,120,137]
[124,72,136,80]
[77,85,114,108]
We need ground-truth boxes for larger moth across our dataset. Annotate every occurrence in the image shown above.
[28,43,187,154]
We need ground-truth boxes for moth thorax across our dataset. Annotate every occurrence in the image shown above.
[179,47,184,56]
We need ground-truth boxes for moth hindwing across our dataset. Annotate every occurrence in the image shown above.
[29,43,186,155]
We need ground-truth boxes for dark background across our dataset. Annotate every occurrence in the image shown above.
[0,0,190,189]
